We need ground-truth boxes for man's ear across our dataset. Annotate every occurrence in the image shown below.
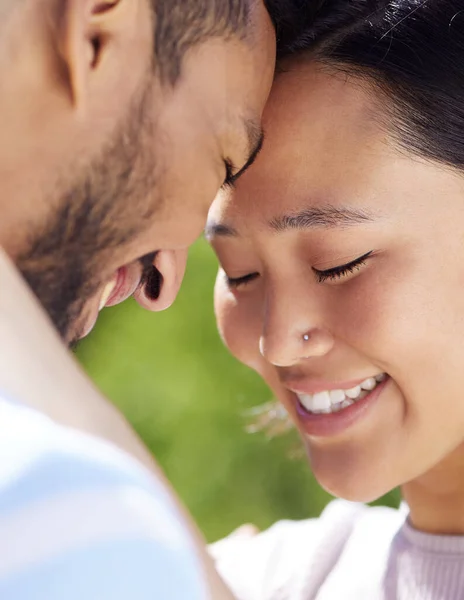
[56,0,123,112]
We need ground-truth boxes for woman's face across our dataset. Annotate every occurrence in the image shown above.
[208,61,464,502]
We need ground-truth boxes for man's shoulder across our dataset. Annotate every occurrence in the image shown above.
[0,392,159,501]
[0,395,208,599]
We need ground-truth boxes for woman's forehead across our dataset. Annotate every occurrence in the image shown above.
[266,61,375,127]
[210,60,464,237]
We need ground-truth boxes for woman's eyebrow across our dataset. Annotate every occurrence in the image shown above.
[204,221,238,239]
[205,205,377,240]
[269,205,377,231]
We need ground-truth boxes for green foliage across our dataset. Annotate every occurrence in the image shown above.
[76,239,400,542]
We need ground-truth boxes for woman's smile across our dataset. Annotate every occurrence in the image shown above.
[291,373,387,415]
[290,374,390,438]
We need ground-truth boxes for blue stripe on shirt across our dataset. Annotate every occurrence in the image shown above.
[0,539,206,600]
[0,396,208,599]
[0,451,158,515]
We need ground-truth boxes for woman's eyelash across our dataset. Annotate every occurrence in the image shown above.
[226,272,259,288]
[313,251,373,283]
[225,251,373,288]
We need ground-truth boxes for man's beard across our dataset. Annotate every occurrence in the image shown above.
[16,83,159,345]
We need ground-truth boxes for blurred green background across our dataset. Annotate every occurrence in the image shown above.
[76,239,399,542]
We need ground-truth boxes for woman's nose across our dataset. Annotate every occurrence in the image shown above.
[258,286,334,367]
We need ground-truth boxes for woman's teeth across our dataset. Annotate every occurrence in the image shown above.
[296,374,386,415]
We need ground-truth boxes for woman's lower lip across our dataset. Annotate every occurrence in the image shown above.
[293,377,390,438]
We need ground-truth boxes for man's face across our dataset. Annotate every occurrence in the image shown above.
[3,0,275,345]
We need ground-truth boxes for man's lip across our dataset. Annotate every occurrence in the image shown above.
[104,265,143,308]
[79,264,144,340]
[284,377,378,395]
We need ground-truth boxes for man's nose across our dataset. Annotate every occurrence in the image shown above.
[258,284,334,367]
[134,249,188,312]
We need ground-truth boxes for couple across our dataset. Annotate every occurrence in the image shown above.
[2,0,464,598]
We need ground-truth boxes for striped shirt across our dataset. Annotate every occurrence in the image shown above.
[0,395,209,599]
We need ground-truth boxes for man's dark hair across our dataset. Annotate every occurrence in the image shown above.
[272,0,464,171]
[153,0,252,85]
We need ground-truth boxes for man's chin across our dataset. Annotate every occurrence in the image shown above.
[67,287,116,346]
[28,254,160,348]
[75,311,100,344]
[60,310,94,349]
[67,261,146,345]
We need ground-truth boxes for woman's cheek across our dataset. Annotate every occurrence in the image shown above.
[324,270,392,351]
[214,278,263,370]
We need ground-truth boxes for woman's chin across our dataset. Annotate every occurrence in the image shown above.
[304,445,395,504]
[321,480,389,504]
[317,472,392,504]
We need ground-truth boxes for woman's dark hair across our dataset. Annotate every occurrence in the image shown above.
[274,0,464,170]
[264,0,326,53]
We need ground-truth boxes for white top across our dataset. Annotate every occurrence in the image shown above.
[211,500,464,599]
[0,394,208,599]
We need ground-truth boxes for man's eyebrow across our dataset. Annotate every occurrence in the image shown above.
[224,122,265,186]
[206,205,376,239]
[240,122,265,179]
[269,205,376,231]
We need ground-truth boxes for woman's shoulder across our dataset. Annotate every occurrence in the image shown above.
[210,500,406,600]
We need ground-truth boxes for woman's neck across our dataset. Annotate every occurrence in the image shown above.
[401,444,464,535]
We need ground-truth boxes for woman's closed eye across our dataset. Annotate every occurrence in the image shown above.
[223,251,373,289]
[225,271,260,289]
[313,251,373,284]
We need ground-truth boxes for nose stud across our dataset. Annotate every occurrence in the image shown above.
[302,333,310,342]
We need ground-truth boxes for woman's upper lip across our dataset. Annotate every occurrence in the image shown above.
[284,377,379,395]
